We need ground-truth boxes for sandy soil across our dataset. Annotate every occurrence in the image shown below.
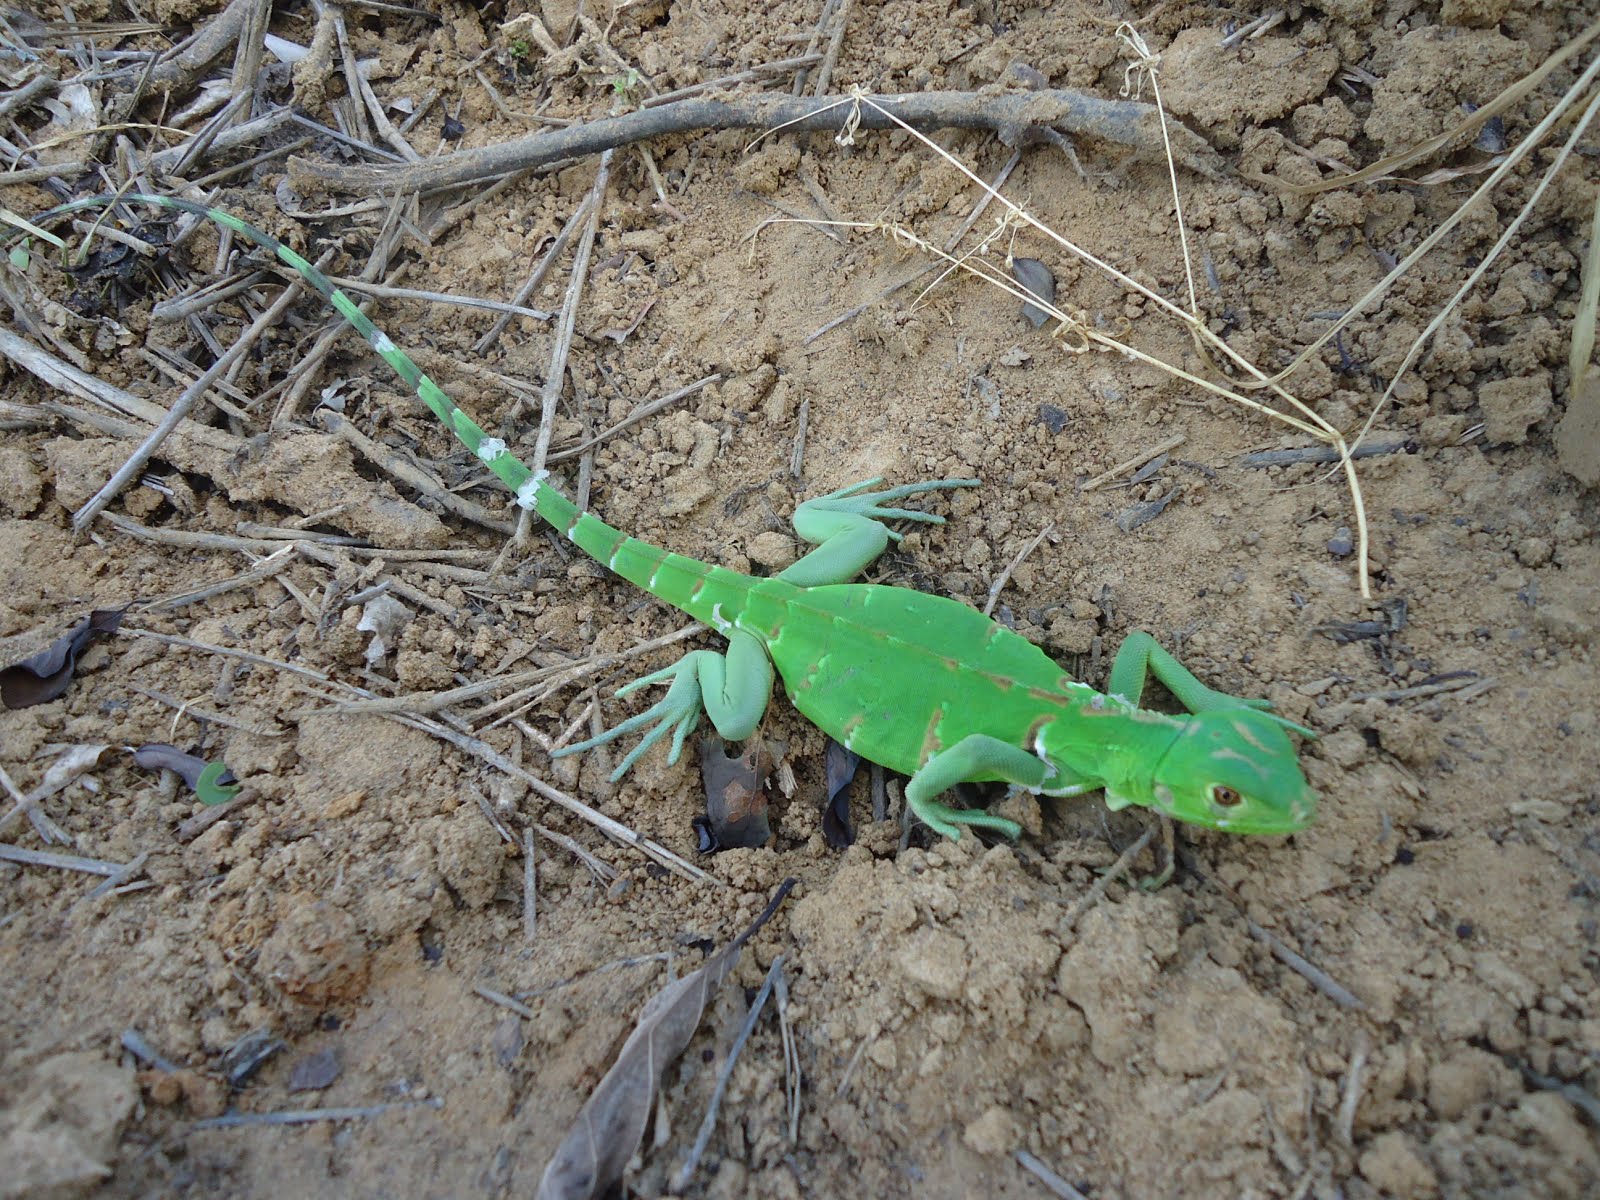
[3,1,1598,1197]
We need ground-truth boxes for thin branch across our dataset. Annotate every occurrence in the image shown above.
[1015,1151,1091,1200]
[672,955,786,1191]
[0,843,127,876]
[192,1100,443,1130]
[291,89,1218,195]
[1080,434,1186,492]
[983,525,1054,618]
[529,151,611,475]
[1059,825,1157,935]
[69,252,311,531]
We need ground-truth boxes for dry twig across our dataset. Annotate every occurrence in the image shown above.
[291,89,1217,195]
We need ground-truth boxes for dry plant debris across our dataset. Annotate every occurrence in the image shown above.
[0,607,125,708]
[536,879,796,1200]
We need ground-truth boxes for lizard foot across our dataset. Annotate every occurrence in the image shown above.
[552,653,712,782]
[909,796,1023,842]
[797,477,980,544]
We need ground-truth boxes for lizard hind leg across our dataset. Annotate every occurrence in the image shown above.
[777,478,980,587]
[552,631,775,782]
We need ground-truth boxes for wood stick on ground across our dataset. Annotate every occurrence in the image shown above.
[0,327,250,449]
[1059,824,1157,935]
[474,984,537,1019]
[143,544,297,612]
[1080,434,1186,491]
[1239,436,1412,468]
[390,711,716,884]
[1350,675,1497,703]
[0,763,46,841]
[774,966,801,1144]
[1246,918,1366,1010]
[272,233,405,426]
[1336,1030,1370,1145]
[192,1099,443,1130]
[291,89,1219,196]
[129,626,705,880]
[672,954,785,1191]
[472,190,594,355]
[135,0,256,91]
[790,396,809,479]
[319,624,706,717]
[131,687,286,738]
[528,149,612,473]
[523,813,618,884]
[983,525,1054,618]
[85,851,151,900]
[0,843,128,877]
[833,1036,870,1099]
[176,791,259,842]
[150,269,272,324]
[523,825,537,942]
[1182,846,1366,1009]
[792,0,840,94]
[319,411,515,535]
[1014,1150,1091,1200]
[0,72,55,123]
[68,244,316,531]
[546,373,721,463]
[811,0,854,97]
[326,274,552,322]
[471,788,516,844]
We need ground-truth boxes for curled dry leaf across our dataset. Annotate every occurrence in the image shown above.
[536,878,798,1200]
[356,593,412,667]
[130,744,242,805]
[697,735,771,850]
[0,608,126,708]
[28,744,114,802]
[599,297,656,343]
[822,740,861,850]
[1010,257,1056,328]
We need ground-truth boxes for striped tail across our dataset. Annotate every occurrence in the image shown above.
[25,192,716,607]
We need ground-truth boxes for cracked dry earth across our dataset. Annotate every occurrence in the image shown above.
[2,1,1599,1197]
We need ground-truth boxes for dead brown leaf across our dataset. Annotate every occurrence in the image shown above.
[697,735,770,849]
[0,608,126,708]
[822,740,861,850]
[535,878,797,1200]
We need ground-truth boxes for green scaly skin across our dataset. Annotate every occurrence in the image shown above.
[20,194,1319,841]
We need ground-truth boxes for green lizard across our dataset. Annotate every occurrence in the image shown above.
[23,194,1317,842]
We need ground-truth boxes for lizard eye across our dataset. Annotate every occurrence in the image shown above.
[1210,784,1242,808]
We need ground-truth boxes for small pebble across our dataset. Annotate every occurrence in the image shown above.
[289,1047,342,1092]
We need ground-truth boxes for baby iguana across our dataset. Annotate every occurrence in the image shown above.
[26,194,1317,842]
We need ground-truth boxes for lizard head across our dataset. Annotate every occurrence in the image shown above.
[1138,709,1317,834]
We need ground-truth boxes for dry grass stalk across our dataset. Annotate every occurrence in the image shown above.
[750,80,1374,595]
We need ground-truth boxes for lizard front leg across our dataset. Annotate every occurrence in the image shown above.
[902,734,1049,840]
[1106,631,1313,735]
[552,631,774,781]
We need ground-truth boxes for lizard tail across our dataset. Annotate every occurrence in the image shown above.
[27,194,714,603]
